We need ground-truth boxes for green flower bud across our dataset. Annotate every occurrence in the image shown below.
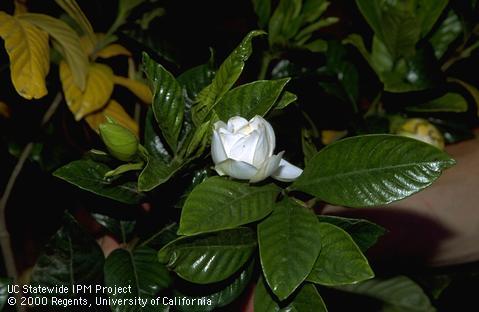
[99,123,139,161]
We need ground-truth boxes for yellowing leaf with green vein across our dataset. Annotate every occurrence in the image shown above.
[60,61,114,120]
[17,13,88,90]
[113,75,152,104]
[96,44,131,59]
[0,12,50,99]
[85,99,138,135]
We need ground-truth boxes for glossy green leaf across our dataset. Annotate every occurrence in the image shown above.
[275,91,298,110]
[143,108,171,162]
[104,247,171,312]
[283,283,327,312]
[177,61,216,106]
[92,213,135,243]
[143,52,184,152]
[193,30,265,125]
[268,0,302,46]
[53,159,144,204]
[17,13,88,90]
[337,276,435,312]
[179,176,280,235]
[307,222,374,286]
[138,157,182,192]
[158,228,256,284]
[406,93,468,113]
[140,222,179,250]
[214,78,290,121]
[30,214,104,298]
[0,278,11,311]
[254,276,281,312]
[317,215,386,251]
[252,0,272,28]
[258,198,321,300]
[293,134,455,208]
[429,10,462,59]
[174,260,254,312]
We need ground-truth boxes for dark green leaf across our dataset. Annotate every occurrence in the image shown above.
[275,91,298,110]
[138,157,182,192]
[293,135,455,208]
[143,52,184,152]
[30,214,104,298]
[258,198,321,300]
[53,159,144,204]
[301,128,318,166]
[158,228,256,284]
[104,247,171,312]
[317,215,386,251]
[448,78,479,116]
[141,223,179,250]
[193,30,265,125]
[144,108,172,163]
[254,276,281,312]
[429,10,462,59]
[268,0,303,46]
[177,61,215,106]
[307,222,374,286]
[174,260,254,312]
[92,213,135,243]
[337,276,435,312]
[283,283,327,312]
[252,0,272,29]
[406,93,468,113]
[0,278,11,311]
[214,78,290,121]
[179,176,280,235]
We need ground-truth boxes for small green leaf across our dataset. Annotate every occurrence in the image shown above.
[0,278,10,311]
[283,283,327,312]
[275,91,298,110]
[317,215,386,251]
[293,135,455,208]
[214,78,290,121]
[143,53,184,152]
[252,0,272,29]
[53,159,144,204]
[448,78,479,117]
[104,247,171,312]
[429,10,462,59]
[307,222,374,286]
[30,213,104,299]
[159,228,256,284]
[193,30,266,125]
[258,198,321,300]
[179,176,280,235]
[174,260,254,312]
[92,213,135,243]
[268,0,302,46]
[406,93,468,113]
[254,276,281,312]
[337,276,435,312]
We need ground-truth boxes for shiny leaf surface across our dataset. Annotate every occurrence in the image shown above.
[283,283,327,312]
[158,228,256,284]
[293,135,455,207]
[307,222,374,286]
[254,276,281,312]
[179,176,280,235]
[258,198,321,300]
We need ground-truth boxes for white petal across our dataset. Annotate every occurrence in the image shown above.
[220,132,246,155]
[227,116,249,132]
[213,120,227,131]
[228,130,259,164]
[211,130,228,164]
[252,130,270,167]
[214,159,258,180]
[272,158,303,182]
[250,152,283,183]
[250,115,275,154]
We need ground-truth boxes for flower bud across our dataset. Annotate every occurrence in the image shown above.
[395,118,445,150]
[99,123,139,161]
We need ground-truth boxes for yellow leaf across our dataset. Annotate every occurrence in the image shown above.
[55,0,96,48]
[17,13,89,91]
[0,101,11,118]
[85,99,139,135]
[60,61,114,120]
[0,12,50,99]
[96,44,132,59]
[14,0,27,15]
[321,130,348,145]
[113,75,152,104]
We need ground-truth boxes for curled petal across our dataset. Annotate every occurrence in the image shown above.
[272,158,303,182]
[250,152,283,183]
[214,159,258,180]
[211,130,228,164]
[229,130,260,164]
[227,116,249,132]
[250,115,275,155]
[252,130,270,167]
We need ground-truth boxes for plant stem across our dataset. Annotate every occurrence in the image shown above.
[258,52,273,80]
[0,92,62,312]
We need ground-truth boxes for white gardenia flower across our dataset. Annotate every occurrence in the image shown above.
[211,115,303,183]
